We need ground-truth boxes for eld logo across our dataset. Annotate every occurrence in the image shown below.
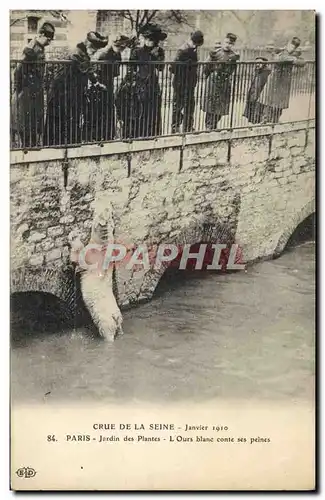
[15,467,36,478]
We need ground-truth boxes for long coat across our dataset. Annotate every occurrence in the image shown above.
[44,42,100,146]
[115,45,165,139]
[243,66,271,123]
[201,48,239,116]
[11,39,45,148]
[170,42,199,95]
[258,49,304,110]
[84,47,122,142]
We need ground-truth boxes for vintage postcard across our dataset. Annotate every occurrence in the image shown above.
[10,9,315,491]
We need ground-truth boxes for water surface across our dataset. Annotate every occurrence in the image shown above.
[11,242,315,404]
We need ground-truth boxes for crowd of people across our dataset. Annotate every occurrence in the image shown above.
[11,21,306,148]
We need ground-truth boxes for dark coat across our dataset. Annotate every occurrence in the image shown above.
[258,49,304,110]
[170,42,199,93]
[243,66,271,123]
[96,47,121,85]
[45,42,100,146]
[84,46,122,141]
[201,48,239,116]
[11,39,45,147]
[115,45,165,139]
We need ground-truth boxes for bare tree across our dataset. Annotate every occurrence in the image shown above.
[103,10,192,35]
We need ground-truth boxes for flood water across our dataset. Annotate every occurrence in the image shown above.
[11,241,315,405]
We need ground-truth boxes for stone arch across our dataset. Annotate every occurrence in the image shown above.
[135,219,237,304]
[10,266,81,320]
[273,198,316,258]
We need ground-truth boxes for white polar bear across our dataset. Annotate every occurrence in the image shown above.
[69,201,123,341]
[80,270,123,342]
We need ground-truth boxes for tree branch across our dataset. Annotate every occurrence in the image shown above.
[115,9,192,33]
[135,10,140,30]
[168,10,192,27]
[146,10,158,24]
[139,10,149,28]
[10,10,70,27]
[49,10,70,23]
[123,10,134,30]
[10,17,27,26]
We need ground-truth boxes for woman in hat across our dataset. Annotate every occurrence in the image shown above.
[256,37,305,124]
[44,31,108,146]
[84,35,132,142]
[201,33,240,130]
[11,22,55,148]
[115,23,167,139]
[243,57,271,124]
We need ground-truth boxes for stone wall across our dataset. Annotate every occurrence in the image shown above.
[10,120,315,308]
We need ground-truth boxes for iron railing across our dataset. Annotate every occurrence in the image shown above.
[10,59,315,150]
[10,46,316,62]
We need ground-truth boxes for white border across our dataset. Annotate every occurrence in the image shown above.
[2,3,322,498]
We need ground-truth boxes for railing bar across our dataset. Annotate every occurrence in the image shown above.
[9,59,315,151]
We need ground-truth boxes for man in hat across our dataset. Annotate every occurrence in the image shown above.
[116,23,167,139]
[257,36,305,124]
[170,30,204,133]
[243,57,271,124]
[85,35,131,142]
[11,21,55,148]
[201,33,240,130]
[44,31,108,146]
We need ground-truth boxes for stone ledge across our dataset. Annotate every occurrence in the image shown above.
[10,119,315,165]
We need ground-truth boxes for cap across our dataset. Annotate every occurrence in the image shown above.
[39,22,55,40]
[87,31,108,49]
[291,36,301,48]
[226,32,237,43]
[191,30,204,46]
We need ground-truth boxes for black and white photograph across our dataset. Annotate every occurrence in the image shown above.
[9,9,315,491]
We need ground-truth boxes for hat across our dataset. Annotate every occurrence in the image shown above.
[291,36,301,48]
[113,34,132,48]
[39,22,55,40]
[226,33,237,43]
[191,30,204,46]
[255,56,268,62]
[140,23,167,42]
[87,31,108,49]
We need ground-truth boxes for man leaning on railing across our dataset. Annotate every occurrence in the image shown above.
[256,36,305,124]
[10,35,314,150]
[84,35,131,142]
[242,57,272,124]
[11,22,55,149]
[170,30,204,134]
[115,23,167,140]
[201,33,240,131]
